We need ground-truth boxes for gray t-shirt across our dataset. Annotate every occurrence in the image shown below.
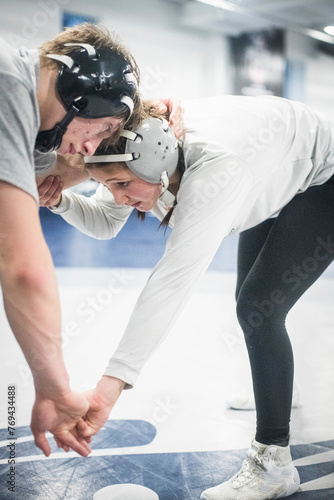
[0,38,56,203]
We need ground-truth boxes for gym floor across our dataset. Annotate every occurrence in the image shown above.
[0,207,333,499]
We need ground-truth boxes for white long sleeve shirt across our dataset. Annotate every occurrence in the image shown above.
[52,95,334,387]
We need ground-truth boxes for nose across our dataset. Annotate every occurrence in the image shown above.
[81,137,102,156]
[112,189,128,206]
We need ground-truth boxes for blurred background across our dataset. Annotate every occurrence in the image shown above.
[2,0,334,112]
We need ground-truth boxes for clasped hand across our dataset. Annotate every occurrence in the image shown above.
[31,376,125,457]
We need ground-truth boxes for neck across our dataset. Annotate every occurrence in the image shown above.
[37,60,66,131]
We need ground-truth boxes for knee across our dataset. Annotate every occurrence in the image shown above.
[236,286,286,338]
[236,292,260,338]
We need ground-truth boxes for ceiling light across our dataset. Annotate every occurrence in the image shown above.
[194,0,241,13]
[324,26,334,36]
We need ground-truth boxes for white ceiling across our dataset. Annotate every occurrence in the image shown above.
[167,0,334,43]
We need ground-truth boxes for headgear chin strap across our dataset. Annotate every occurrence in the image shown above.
[35,101,82,153]
[35,42,137,153]
[84,118,179,192]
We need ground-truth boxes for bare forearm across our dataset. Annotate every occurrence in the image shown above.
[1,256,70,396]
[36,153,89,190]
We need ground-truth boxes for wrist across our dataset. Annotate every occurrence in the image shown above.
[49,194,62,210]
[97,375,126,406]
[34,369,71,399]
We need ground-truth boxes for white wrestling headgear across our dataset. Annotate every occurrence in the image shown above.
[85,118,179,194]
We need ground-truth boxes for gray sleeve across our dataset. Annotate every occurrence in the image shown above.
[34,150,57,174]
[0,74,38,202]
[50,185,133,239]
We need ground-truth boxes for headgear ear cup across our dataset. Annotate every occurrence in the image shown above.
[84,118,179,191]
[124,118,178,184]
[35,43,137,153]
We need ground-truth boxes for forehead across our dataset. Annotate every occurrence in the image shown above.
[75,115,124,129]
[89,164,130,180]
[100,116,124,127]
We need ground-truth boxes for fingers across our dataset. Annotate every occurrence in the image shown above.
[61,431,91,457]
[151,97,184,138]
[54,437,70,452]
[76,417,95,439]
[150,98,167,114]
[76,418,93,441]
[170,121,184,139]
[76,418,87,432]
[168,98,184,139]
[54,430,92,455]
[77,424,95,439]
[54,432,91,457]
[156,103,168,113]
[38,176,63,207]
[72,425,92,454]
[54,436,64,449]
[34,431,51,457]
[54,436,71,452]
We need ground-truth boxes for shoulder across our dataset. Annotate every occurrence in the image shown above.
[0,38,38,89]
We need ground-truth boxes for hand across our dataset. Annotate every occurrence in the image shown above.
[152,97,184,139]
[38,176,63,207]
[31,390,91,457]
[78,376,126,439]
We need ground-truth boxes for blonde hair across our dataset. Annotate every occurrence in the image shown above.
[39,23,142,126]
[95,99,169,149]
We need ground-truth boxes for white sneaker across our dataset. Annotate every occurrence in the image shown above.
[226,387,300,411]
[200,440,300,500]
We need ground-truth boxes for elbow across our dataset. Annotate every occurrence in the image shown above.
[0,255,53,293]
[80,229,113,240]
[85,223,121,240]
[16,264,51,292]
[94,232,115,240]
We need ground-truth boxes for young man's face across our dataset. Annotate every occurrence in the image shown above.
[56,116,123,156]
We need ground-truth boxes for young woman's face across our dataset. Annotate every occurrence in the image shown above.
[89,165,163,212]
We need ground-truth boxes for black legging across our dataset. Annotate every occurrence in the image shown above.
[236,175,334,446]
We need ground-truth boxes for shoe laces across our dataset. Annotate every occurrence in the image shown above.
[231,448,273,487]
